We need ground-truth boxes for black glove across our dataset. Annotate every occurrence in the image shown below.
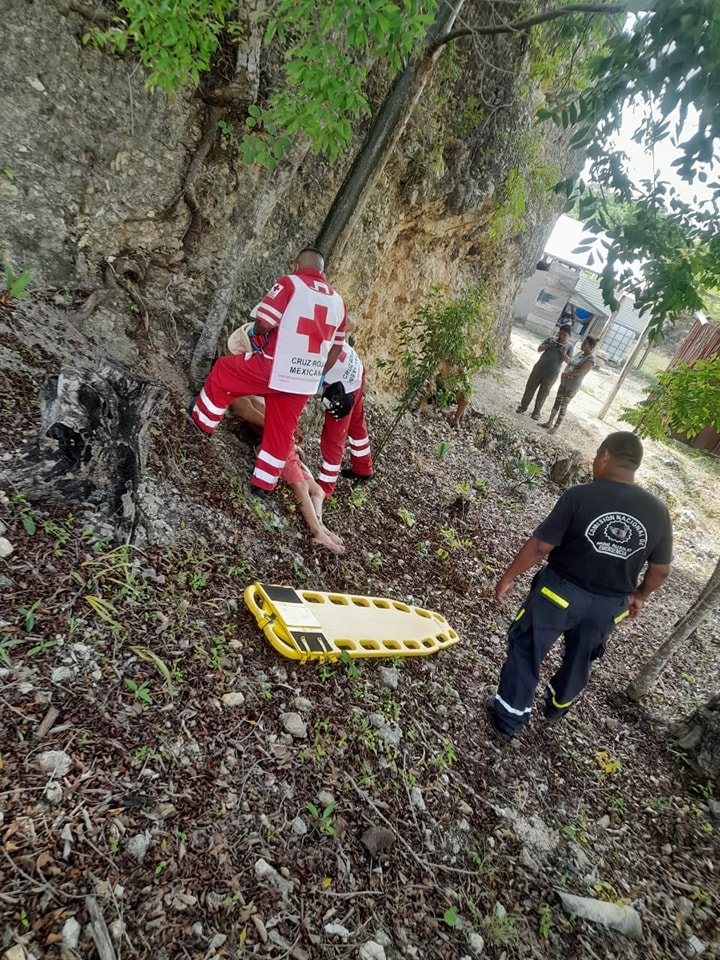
[322,381,355,420]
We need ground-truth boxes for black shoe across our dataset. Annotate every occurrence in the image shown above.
[340,468,373,481]
[531,412,542,421]
[515,406,525,414]
[484,695,513,743]
[543,709,565,725]
[249,484,270,499]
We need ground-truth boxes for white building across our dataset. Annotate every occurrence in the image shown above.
[513,257,647,365]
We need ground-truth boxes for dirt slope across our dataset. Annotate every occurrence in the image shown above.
[2,309,720,960]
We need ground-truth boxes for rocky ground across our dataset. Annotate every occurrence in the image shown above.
[1,305,720,960]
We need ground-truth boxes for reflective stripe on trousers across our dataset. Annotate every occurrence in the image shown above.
[493,567,628,735]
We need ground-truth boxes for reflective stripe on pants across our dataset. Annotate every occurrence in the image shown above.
[493,567,628,735]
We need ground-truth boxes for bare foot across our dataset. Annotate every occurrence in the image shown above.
[312,527,345,554]
[322,526,345,548]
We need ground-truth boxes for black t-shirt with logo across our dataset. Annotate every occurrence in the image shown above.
[534,479,673,597]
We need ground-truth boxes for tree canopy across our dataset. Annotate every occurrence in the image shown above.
[621,355,720,441]
[547,0,720,333]
[91,0,720,336]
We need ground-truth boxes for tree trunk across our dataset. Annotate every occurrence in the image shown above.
[0,362,166,541]
[626,557,720,702]
[189,137,311,384]
[670,692,720,783]
[315,0,465,264]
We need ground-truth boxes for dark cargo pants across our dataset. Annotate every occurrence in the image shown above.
[492,567,629,736]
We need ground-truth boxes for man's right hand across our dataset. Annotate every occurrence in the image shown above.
[495,577,515,602]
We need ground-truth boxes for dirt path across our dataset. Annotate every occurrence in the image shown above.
[470,325,720,581]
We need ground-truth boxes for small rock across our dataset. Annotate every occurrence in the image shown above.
[36,750,73,776]
[292,696,313,713]
[318,789,335,807]
[360,826,395,857]
[62,917,81,949]
[292,816,308,836]
[109,919,125,943]
[468,931,485,955]
[221,692,245,707]
[597,814,610,829]
[378,666,399,690]
[359,941,386,960]
[676,896,694,919]
[254,857,293,894]
[559,892,642,939]
[51,665,74,683]
[126,832,151,864]
[44,782,63,805]
[368,713,402,747]
[324,923,350,938]
[206,933,227,952]
[0,537,13,558]
[281,712,307,738]
[410,787,426,811]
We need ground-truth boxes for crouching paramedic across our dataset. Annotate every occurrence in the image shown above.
[316,321,373,498]
[188,247,347,493]
[485,431,673,741]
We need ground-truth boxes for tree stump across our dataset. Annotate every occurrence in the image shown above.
[1,361,166,539]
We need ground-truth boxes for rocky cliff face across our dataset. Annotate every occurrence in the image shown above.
[1,0,581,383]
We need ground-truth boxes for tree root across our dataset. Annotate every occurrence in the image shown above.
[73,256,147,327]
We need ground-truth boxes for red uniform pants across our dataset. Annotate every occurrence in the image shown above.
[190,353,309,491]
[317,375,373,499]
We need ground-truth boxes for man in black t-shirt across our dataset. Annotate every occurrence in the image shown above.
[485,432,673,741]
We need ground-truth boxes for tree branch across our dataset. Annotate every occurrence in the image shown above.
[432,3,627,50]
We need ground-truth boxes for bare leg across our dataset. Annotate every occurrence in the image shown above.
[230,395,266,436]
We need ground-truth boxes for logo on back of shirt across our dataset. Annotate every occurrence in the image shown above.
[585,512,648,559]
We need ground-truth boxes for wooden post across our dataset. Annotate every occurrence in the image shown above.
[597,326,649,421]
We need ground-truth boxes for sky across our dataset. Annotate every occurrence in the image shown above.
[544,102,718,270]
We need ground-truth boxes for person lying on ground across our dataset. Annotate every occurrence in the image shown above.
[229,393,345,555]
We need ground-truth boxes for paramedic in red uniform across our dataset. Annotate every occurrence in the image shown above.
[188,248,347,493]
[316,322,373,499]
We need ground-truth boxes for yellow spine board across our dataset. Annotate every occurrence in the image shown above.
[244,582,459,663]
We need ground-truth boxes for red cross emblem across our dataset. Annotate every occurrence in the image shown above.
[297,304,333,354]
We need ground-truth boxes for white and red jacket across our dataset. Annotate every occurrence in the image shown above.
[255,270,346,394]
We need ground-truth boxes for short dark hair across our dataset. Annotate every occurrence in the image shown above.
[598,431,643,468]
[297,246,325,260]
[584,335,597,347]
[558,323,572,334]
